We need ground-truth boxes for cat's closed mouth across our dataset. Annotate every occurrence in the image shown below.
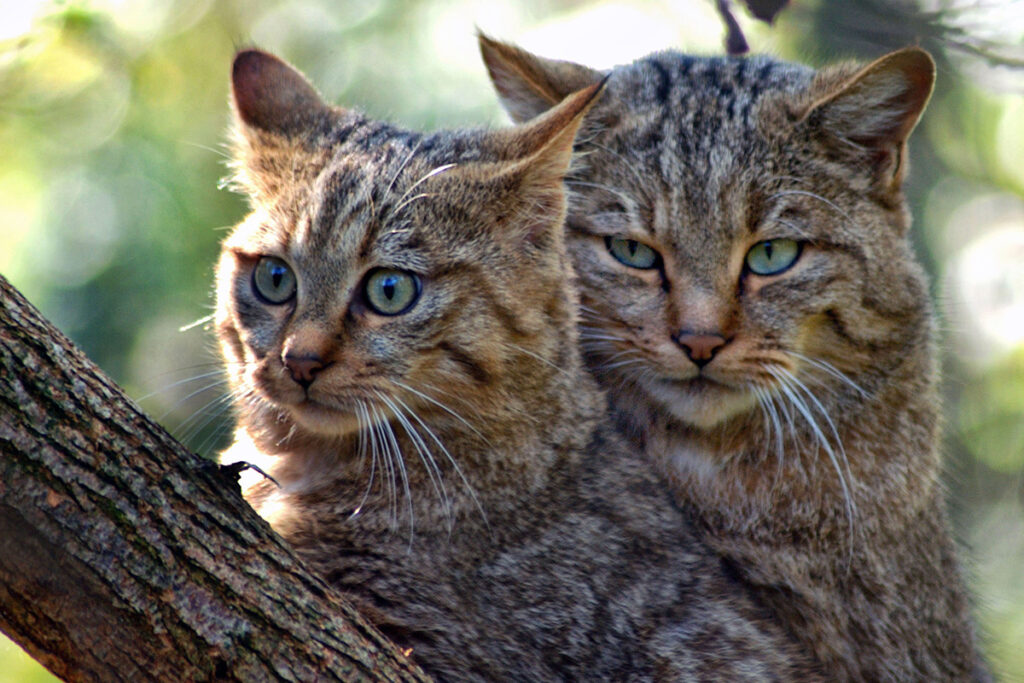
[667,375,730,392]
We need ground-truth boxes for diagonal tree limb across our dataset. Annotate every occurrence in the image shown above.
[0,273,430,682]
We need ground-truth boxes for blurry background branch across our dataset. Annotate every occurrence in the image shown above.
[0,275,428,682]
[714,0,789,54]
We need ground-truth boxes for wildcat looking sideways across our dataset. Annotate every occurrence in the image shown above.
[480,35,989,681]
[216,49,823,680]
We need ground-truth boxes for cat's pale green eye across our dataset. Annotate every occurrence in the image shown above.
[606,236,660,270]
[365,268,421,316]
[745,239,801,276]
[253,256,297,304]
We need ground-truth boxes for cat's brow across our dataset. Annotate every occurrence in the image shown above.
[304,168,375,253]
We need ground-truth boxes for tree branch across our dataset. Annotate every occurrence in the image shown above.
[0,274,429,682]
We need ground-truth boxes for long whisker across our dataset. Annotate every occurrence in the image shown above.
[386,410,415,540]
[178,314,216,332]
[181,139,233,163]
[392,163,457,217]
[764,389,786,473]
[149,377,229,423]
[589,346,641,364]
[564,179,637,207]
[770,218,817,241]
[374,392,418,546]
[381,140,423,206]
[164,386,234,446]
[576,304,634,331]
[594,357,648,374]
[352,400,376,517]
[377,391,453,531]
[768,366,857,541]
[391,379,489,444]
[135,369,226,403]
[584,141,651,202]
[368,402,398,529]
[767,189,856,225]
[181,392,235,454]
[751,384,786,485]
[389,389,488,531]
[781,369,856,496]
[790,352,869,398]
[578,330,630,344]
[503,342,573,379]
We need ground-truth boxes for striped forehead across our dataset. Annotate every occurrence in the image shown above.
[289,149,442,272]
[594,55,813,260]
[618,53,810,119]
[608,54,808,168]
[289,134,400,246]
[297,160,379,254]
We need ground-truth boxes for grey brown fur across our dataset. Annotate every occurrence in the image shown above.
[217,49,822,680]
[480,35,989,682]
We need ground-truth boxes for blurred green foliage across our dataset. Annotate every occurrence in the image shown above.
[1,1,1022,680]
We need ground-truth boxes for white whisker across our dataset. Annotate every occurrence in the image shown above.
[767,366,857,543]
[564,179,637,208]
[374,392,417,546]
[392,163,457,217]
[767,189,856,226]
[136,369,226,403]
[391,379,489,444]
[352,400,376,517]
[790,352,869,398]
[503,342,572,379]
[382,140,423,203]
[378,390,454,535]
[368,402,398,529]
[390,388,489,531]
[178,314,215,332]
[578,332,629,344]
[751,384,786,485]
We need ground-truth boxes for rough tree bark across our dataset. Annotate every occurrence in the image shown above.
[0,274,430,682]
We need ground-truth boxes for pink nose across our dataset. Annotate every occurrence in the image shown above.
[283,353,326,388]
[673,332,726,368]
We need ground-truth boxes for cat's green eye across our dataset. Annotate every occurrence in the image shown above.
[744,239,801,276]
[252,256,297,304]
[365,269,421,316]
[606,237,660,270]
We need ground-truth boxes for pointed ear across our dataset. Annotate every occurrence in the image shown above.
[485,80,606,246]
[229,49,341,201]
[478,31,605,123]
[798,47,935,191]
[231,49,334,138]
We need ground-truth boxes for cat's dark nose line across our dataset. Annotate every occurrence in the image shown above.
[673,331,727,368]
[283,353,328,388]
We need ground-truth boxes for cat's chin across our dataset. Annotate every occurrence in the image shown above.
[283,400,364,439]
[646,377,757,430]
